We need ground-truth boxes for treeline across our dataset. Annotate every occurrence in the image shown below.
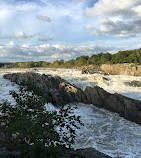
[1,48,141,68]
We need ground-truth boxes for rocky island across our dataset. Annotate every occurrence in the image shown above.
[4,72,141,125]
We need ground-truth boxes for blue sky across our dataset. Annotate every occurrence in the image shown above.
[0,0,141,62]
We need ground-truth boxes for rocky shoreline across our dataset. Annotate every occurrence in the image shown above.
[3,72,141,125]
[0,147,111,158]
[81,63,141,76]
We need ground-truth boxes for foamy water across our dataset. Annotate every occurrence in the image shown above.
[0,68,141,158]
[37,68,141,101]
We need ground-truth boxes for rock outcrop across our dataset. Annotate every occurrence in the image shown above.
[62,147,111,158]
[97,76,110,87]
[124,80,141,87]
[81,66,100,74]
[80,63,141,76]
[3,73,141,125]
[0,147,111,158]
[100,63,141,76]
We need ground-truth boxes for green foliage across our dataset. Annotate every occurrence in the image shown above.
[100,53,112,64]
[1,48,141,68]
[75,56,89,66]
[0,88,83,158]
[88,53,103,65]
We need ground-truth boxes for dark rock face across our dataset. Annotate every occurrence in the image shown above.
[0,148,18,158]
[3,73,141,125]
[82,67,100,74]
[3,73,80,106]
[0,147,111,158]
[124,80,141,87]
[62,147,111,158]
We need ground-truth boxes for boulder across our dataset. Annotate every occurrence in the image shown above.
[97,76,110,87]
[124,80,141,87]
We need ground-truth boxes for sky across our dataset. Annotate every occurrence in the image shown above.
[0,0,141,62]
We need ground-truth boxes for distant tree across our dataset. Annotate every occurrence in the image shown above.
[52,60,60,67]
[41,62,51,67]
[100,53,112,64]
[1,48,141,69]
[59,59,64,66]
[75,56,89,66]
[64,59,75,67]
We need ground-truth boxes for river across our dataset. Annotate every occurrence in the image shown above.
[0,68,141,158]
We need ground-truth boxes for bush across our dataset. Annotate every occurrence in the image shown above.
[0,88,83,158]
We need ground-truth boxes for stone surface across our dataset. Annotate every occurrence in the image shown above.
[3,72,141,125]
[0,147,111,158]
[80,64,141,76]
[0,148,18,158]
[100,63,141,76]
[63,147,111,158]
[124,80,141,87]
[97,76,110,87]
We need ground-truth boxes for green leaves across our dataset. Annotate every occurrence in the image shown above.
[0,88,83,158]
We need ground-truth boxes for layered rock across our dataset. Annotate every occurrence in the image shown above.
[80,63,141,76]
[124,80,141,87]
[3,73,141,125]
[81,66,100,74]
[100,63,141,76]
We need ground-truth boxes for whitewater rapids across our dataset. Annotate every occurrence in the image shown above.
[0,68,141,158]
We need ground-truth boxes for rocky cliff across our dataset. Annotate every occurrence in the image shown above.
[3,72,141,125]
[81,63,141,76]
[100,63,141,76]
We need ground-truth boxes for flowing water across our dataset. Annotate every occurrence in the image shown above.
[0,68,141,158]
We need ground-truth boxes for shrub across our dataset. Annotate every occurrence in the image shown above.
[0,88,83,158]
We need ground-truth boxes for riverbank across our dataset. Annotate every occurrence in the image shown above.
[1,63,141,76]
[80,63,141,76]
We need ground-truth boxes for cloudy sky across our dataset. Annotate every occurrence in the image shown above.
[0,0,141,62]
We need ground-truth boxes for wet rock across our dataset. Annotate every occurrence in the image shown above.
[3,72,141,125]
[26,68,39,73]
[82,67,100,74]
[3,73,80,106]
[97,76,110,87]
[62,147,111,158]
[124,80,141,87]
[0,147,111,158]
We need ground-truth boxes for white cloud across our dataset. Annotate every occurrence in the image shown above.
[0,0,90,45]
[22,44,29,48]
[0,31,34,39]
[74,0,91,2]
[36,15,51,22]
[86,0,141,17]
[38,37,53,42]
[8,41,15,46]
[13,31,28,39]
[86,0,141,37]
[0,42,132,62]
